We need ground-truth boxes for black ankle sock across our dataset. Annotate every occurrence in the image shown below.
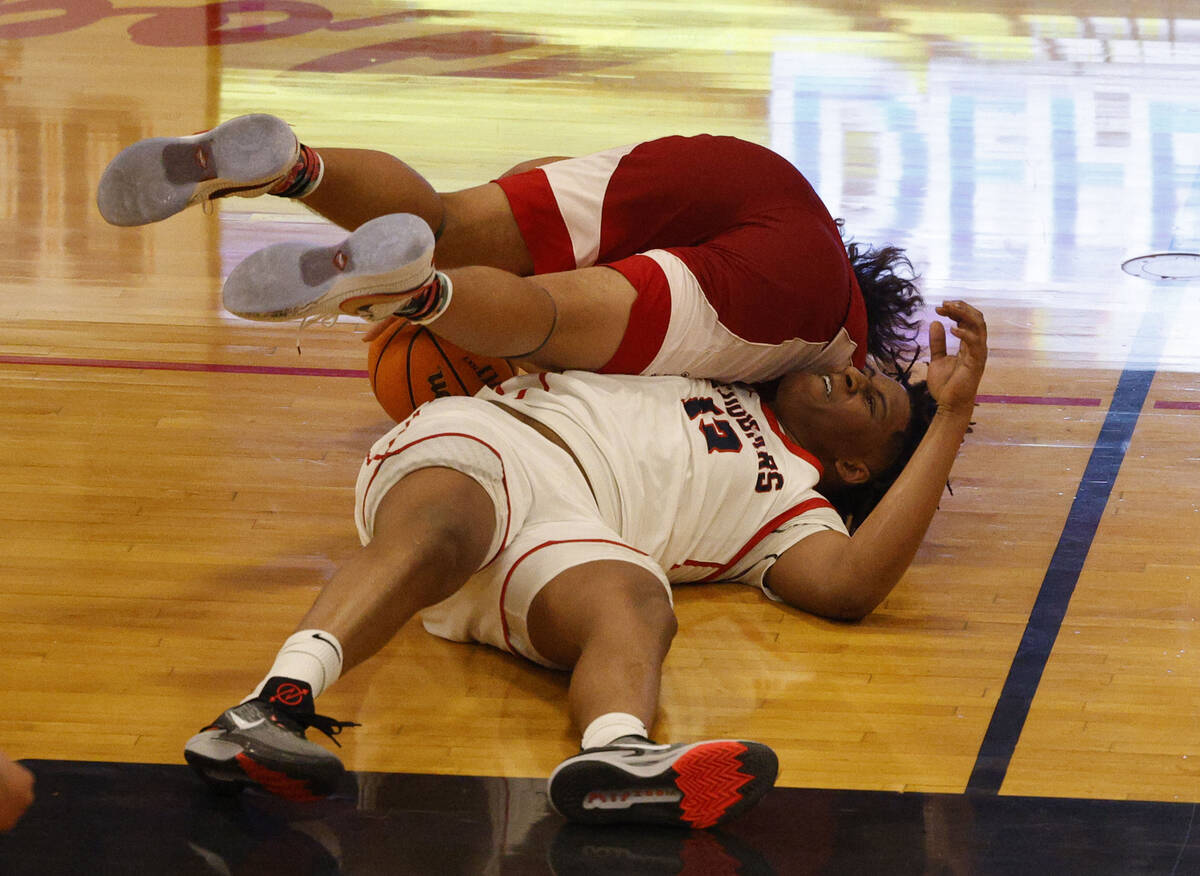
[257,676,316,714]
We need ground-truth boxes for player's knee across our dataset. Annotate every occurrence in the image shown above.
[371,468,496,577]
[606,576,677,652]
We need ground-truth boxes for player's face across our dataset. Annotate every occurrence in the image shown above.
[774,364,911,479]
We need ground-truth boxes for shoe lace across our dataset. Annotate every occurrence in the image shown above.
[294,313,341,354]
[279,708,361,748]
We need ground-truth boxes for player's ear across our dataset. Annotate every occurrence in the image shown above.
[834,457,871,486]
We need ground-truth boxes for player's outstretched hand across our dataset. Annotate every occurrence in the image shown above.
[924,300,987,420]
[0,751,34,831]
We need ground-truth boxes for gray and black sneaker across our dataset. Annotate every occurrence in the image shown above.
[184,680,358,801]
[220,212,437,322]
[547,736,778,829]
[97,113,299,226]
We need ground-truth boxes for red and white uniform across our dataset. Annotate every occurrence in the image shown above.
[495,135,868,382]
[355,371,847,667]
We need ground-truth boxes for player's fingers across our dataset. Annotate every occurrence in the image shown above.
[942,301,987,335]
[929,320,947,359]
[950,326,987,371]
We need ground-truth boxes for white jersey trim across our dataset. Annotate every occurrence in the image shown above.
[639,250,860,382]
[541,143,638,268]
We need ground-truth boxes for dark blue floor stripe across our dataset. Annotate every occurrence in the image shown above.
[966,367,1155,794]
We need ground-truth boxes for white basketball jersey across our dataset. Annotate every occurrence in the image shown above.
[482,371,847,590]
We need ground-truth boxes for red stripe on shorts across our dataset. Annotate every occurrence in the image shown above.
[597,254,672,375]
[494,169,577,274]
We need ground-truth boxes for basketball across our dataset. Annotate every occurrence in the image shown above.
[367,320,517,422]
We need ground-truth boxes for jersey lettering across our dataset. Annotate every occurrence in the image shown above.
[682,389,787,492]
[683,397,743,453]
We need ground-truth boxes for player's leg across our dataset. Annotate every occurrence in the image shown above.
[303,150,570,273]
[525,562,779,829]
[296,151,536,275]
[220,211,638,370]
[182,465,496,799]
[96,115,537,274]
[290,466,494,671]
[527,560,677,734]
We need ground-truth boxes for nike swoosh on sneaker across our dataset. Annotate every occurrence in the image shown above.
[228,714,266,731]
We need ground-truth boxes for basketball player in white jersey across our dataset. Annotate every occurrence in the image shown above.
[180,299,986,829]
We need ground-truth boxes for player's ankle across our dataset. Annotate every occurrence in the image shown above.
[269,143,324,198]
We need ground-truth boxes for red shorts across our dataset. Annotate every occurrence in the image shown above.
[495,135,868,382]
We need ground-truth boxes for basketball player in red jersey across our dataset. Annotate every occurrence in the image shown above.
[98,115,922,382]
[178,299,985,829]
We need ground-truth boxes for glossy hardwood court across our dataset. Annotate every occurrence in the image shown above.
[3,1,1200,872]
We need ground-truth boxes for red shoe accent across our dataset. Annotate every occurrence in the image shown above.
[673,741,754,829]
[268,682,311,708]
[235,753,324,802]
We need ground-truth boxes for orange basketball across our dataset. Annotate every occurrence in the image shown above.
[367,320,517,422]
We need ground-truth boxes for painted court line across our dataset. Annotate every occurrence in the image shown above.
[976,393,1101,407]
[966,368,1155,794]
[0,354,367,379]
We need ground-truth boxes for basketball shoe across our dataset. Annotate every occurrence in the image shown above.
[547,736,778,829]
[97,113,300,226]
[183,681,359,802]
[221,212,437,322]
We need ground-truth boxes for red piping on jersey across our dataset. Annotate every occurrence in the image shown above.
[698,497,834,583]
[758,404,824,476]
[362,432,512,567]
[499,538,654,655]
[494,168,577,274]
[597,254,672,375]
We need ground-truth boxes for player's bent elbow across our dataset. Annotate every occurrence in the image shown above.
[811,593,876,623]
[810,570,895,622]
[772,575,879,622]
[767,534,885,621]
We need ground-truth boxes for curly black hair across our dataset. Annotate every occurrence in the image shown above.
[839,220,924,374]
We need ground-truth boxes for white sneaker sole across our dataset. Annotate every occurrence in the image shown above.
[222,212,436,321]
[97,113,298,226]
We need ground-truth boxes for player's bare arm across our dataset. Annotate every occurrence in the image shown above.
[764,301,987,619]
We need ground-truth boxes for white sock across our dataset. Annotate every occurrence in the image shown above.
[581,712,649,750]
[246,629,344,702]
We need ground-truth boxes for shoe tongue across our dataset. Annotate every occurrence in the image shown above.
[259,676,316,715]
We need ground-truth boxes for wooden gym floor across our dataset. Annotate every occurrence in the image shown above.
[3,1,1200,872]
